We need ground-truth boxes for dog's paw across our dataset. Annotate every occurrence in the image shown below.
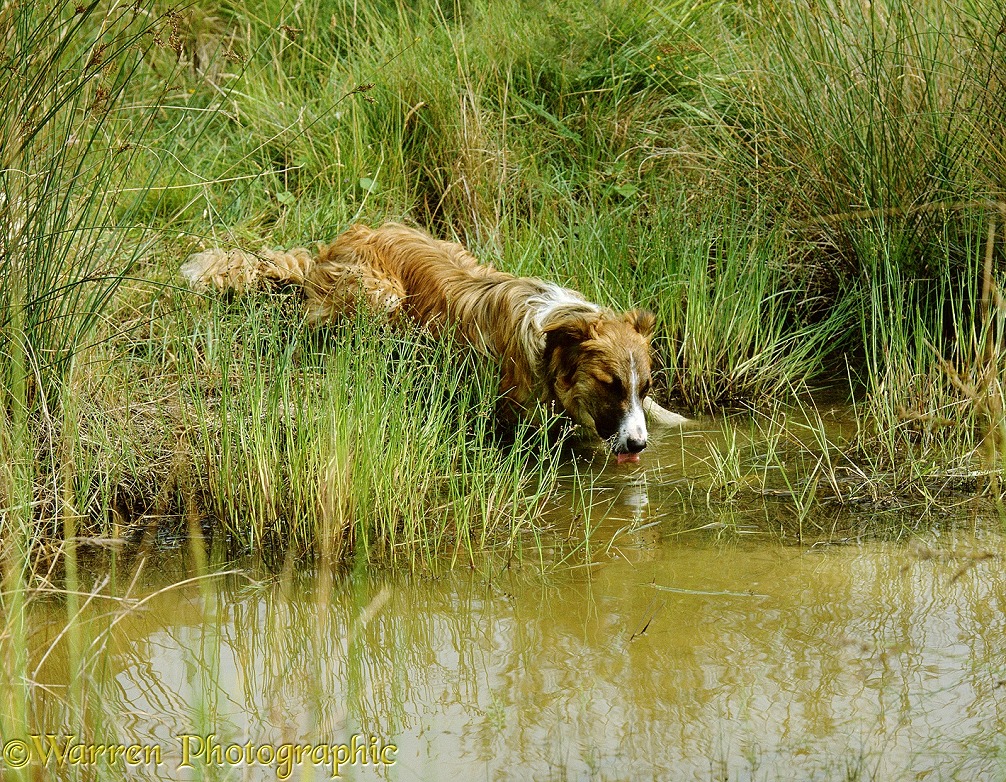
[642,397,689,427]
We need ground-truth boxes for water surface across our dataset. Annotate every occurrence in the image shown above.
[24,417,1006,781]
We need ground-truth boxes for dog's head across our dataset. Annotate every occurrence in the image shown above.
[543,309,655,457]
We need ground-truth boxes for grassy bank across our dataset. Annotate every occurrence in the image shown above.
[2,0,1006,573]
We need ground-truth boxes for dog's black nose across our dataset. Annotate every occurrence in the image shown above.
[625,436,647,454]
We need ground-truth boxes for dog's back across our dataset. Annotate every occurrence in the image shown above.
[306,223,502,325]
[182,222,499,322]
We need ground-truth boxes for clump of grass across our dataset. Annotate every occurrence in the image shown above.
[713,0,1003,220]
[687,0,1006,495]
[0,1,242,573]
[90,290,566,568]
[639,199,855,409]
[848,205,1006,496]
[1,4,177,412]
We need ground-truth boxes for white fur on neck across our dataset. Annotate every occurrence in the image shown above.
[529,283,598,333]
[522,282,599,364]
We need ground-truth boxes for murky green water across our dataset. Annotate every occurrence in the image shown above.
[22,417,1006,781]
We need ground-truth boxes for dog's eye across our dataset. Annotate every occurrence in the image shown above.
[640,379,651,397]
[606,376,623,394]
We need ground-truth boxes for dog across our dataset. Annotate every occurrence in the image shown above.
[181,222,687,461]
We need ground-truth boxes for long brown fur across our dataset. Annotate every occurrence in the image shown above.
[182,222,685,449]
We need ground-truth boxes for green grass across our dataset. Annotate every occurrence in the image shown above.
[175,295,565,565]
[2,0,1006,575]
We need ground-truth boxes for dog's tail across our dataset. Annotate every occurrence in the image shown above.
[180,246,317,293]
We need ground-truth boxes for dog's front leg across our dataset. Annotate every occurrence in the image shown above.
[642,397,689,427]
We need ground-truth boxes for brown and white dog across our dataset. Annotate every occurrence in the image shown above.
[181,222,686,460]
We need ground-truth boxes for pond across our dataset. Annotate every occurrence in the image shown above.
[18,415,1006,781]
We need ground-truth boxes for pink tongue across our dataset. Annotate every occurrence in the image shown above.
[617,452,640,464]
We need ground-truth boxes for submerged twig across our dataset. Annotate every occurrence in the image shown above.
[628,596,663,642]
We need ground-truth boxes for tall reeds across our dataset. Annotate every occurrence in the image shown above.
[0,0,196,767]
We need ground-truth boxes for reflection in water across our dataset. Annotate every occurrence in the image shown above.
[22,422,1006,781]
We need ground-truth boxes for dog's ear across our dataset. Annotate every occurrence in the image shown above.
[542,312,598,390]
[626,309,656,339]
[543,311,595,374]
[542,311,599,350]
